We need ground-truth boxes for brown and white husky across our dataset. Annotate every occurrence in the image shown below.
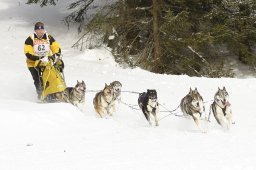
[93,83,115,118]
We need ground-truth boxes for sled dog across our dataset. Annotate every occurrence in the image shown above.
[180,88,205,132]
[209,87,234,129]
[55,80,86,106]
[93,83,115,118]
[109,81,122,112]
[110,81,122,102]
[138,89,159,126]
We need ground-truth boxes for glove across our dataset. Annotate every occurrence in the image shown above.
[48,54,56,63]
[54,53,61,61]
[55,53,61,57]
[49,53,61,63]
[39,56,49,66]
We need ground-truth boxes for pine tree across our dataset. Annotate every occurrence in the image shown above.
[27,0,256,77]
[26,0,58,7]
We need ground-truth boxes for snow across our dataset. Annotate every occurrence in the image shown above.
[0,0,256,170]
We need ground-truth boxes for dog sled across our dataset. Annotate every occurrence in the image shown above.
[35,55,66,102]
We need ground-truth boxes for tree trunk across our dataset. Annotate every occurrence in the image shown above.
[152,0,160,60]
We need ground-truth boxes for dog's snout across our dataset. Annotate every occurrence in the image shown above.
[196,102,199,107]
[150,96,156,99]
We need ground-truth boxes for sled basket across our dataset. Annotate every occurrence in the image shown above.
[39,60,66,101]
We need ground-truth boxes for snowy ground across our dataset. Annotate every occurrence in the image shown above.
[0,1,256,170]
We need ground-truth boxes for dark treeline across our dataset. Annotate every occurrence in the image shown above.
[27,0,256,77]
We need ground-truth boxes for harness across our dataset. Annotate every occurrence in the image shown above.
[151,105,157,114]
[103,93,113,106]
[146,97,158,114]
[214,100,231,116]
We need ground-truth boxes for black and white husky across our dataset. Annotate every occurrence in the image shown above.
[208,87,234,129]
[138,89,159,126]
[180,88,206,132]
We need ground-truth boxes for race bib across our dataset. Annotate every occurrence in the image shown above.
[33,39,50,57]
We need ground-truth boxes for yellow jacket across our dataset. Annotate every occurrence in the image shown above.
[24,33,61,67]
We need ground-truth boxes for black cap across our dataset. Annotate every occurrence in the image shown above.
[34,22,44,30]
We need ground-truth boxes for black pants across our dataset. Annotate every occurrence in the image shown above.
[28,67,43,99]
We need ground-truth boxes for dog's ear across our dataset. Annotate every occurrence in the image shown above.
[200,95,204,101]
[105,83,108,88]
[189,88,192,94]
[154,90,157,97]
[218,87,221,91]
[82,81,86,88]
[194,87,198,92]
[153,89,157,94]
[223,86,226,91]
[77,80,80,84]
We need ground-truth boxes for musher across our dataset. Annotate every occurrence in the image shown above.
[24,21,63,100]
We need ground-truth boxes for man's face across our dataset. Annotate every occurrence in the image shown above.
[35,28,45,38]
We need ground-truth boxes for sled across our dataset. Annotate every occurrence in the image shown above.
[35,56,66,102]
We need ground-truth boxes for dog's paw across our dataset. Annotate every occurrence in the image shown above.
[149,122,152,127]
[78,106,86,113]
[104,114,113,119]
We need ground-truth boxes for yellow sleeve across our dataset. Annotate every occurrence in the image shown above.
[51,41,61,54]
[24,36,35,56]
[48,34,61,54]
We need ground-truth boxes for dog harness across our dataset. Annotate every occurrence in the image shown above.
[215,101,231,116]
[103,95,112,105]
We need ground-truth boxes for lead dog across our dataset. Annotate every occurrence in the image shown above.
[93,83,115,118]
[208,87,234,129]
[180,88,206,132]
[138,89,159,126]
